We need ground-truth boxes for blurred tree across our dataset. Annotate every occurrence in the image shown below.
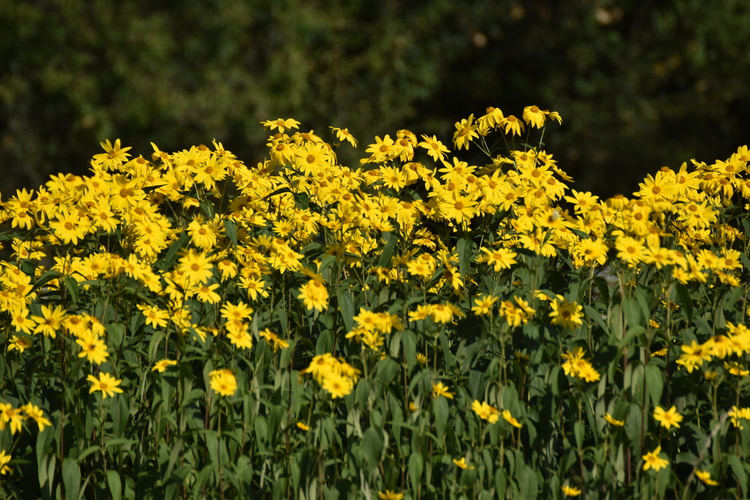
[1,0,749,198]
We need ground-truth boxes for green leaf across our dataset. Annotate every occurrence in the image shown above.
[728,454,748,494]
[674,284,694,322]
[377,232,397,267]
[337,291,355,332]
[62,457,81,500]
[65,277,79,304]
[107,469,122,500]
[223,218,238,248]
[433,396,449,442]
[456,235,473,277]
[362,427,383,474]
[644,363,664,408]
[163,232,190,267]
[408,451,423,489]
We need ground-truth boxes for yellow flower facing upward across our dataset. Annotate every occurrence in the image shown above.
[502,409,522,428]
[695,469,719,486]
[642,446,669,471]
[561,485,582,497]
[87,372,124,399]
[653,406,683,430]
[261,118,300,133]
[209,369,238,397]
[471,294,499,316]
[452,457,474,470]
[432,382,455,399]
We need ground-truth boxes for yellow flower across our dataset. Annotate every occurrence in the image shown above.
[695,469,719,486]
[561,485,582,496]
[432,382,455,399]
[502,409,522,428]
[296,422,310,431]
[0,449,11,475]
[321,372,354,399]
[152,359,177,373]
[76,330,109,365]
[377,490,404,500]
[549,297,584,330]
[416,353,428,364]
[642,446,669,471]
[297,279,329,312]
[21,403,51,432]
[0,403,25,434]
[259,329,290,353]
[261,118,300,133]
[472,400,500,423]
[724,361,750,377]
[452,457,474,470]
[209,369,238,397]
[471,294,499,316]
[653,406,683,430]
[522,105,546,129]
[604,413,625,426]
[87,372,124,399]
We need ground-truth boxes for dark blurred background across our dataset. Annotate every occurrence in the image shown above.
[2,0,749,198]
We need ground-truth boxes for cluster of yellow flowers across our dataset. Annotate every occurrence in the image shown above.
[1,102,750,491]
[302,354,361,398]
[676,323,750,373]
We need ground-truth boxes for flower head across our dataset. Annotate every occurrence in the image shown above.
[87,372,124,399]
[653,406,683,430]
[642,446,669,471]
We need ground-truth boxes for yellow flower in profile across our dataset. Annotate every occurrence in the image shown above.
[432,382,455,399]
[152,359,177,373]
[416,353,428,364]
[377,490,404,500]
[209,369,238,397]
[330,126,358,147]
[653,406,683,430]
[642,446,669,471]
[724,361,750,377]
[296,422,310,431]
[502,409,522,428]
[561,485,582,496]
[604,413,625,427]
[472,400,500,423]
[695,469,719,486]
[87,372,124,399]
[522,105,546,129]
[261,118,300,133]
[21,403,51,432]
[0,449,11,475]
[259,329,290,353]
[452,457,474,469]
